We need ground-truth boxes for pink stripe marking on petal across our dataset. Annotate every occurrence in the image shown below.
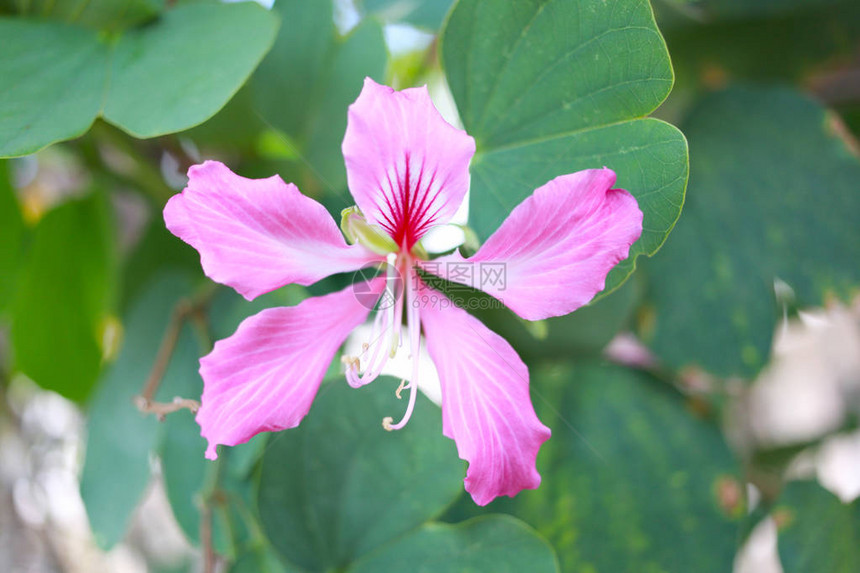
[428,168,643,321]
[164,161,382,301]
[343,78,475,249]
[196,282,378,459]
[420,286,551,505]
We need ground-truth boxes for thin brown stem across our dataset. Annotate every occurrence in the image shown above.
[135,299,203,420]
[200,503,216,573]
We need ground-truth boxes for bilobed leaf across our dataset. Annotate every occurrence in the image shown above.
[0,161,24,314]
[0,2,277,157]
[441,0,688,296]
[257,379,463,572]
[642,86,860,378]
[81,272,193,549]
[0,19,108,157]
[348,515,559,573]
[507,362,741,572]
[104,2,277,137]
[776,480,860,573]
[11,192,114,401]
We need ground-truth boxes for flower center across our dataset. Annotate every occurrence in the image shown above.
[342,248,423,432]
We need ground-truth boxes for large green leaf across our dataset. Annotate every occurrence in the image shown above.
[0,161,24,314]
[776,480,860,573]
[441,0,688,294]
[642,86,860,378]
[0,2,277,157]
[11,192,114,401]
[506,362,741,572]
[159,325,207,545]
[20,0,163,30]
[257,378,463,572]
[252,0,387,196]
[80,272,193,549]
[348,515,559,573]
[0,20,109,157]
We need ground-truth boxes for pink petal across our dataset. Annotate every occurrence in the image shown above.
[420,288,551,505]
[430,168,642,320]
[164,160,380,301]
[342,78,475,250]
[196,284,376,459]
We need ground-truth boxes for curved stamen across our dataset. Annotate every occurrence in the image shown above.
[345,305,387,387]
[384,263,421,431]
[346,257,403,388]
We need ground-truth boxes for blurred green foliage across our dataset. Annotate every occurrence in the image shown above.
[0,0,858,571]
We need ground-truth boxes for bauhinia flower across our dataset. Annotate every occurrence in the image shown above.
[163,78,643,505]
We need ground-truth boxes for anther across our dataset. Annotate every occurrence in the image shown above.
[382,416,394,431]
[395,379,407,399]
[341,355,360,371]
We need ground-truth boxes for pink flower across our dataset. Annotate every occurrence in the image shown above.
[163,78,643,505]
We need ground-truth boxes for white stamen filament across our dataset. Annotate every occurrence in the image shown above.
[345,255,408,388]
[384,263,421,431]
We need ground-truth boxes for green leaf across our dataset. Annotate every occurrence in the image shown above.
[662,3,860,87]
[776,480,860,573]
[348,515,559,573]
[303,20,388,195]
[0,2,277,157]
[23,0,163,31]
[441,0,688,295]
[356,0,454,29]
[120,216,201,311]
[159,325,207,545]
[253,0,387,195]
[0,20,109,157]
[476,273,641,361]
[103,2,277,138]
[257,379,463,572]
[11,192,114,401]
[0,160,24,314]
[230,546,299,573]
[80,272,192,549]
[660,0,852,21]
[508,362,742,572]
[642,86,860,378]
[252,0,333,138]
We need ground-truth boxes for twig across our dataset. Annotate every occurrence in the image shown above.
[134,299,202,420]
[200,503,216,573]
[133,396,200,422]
